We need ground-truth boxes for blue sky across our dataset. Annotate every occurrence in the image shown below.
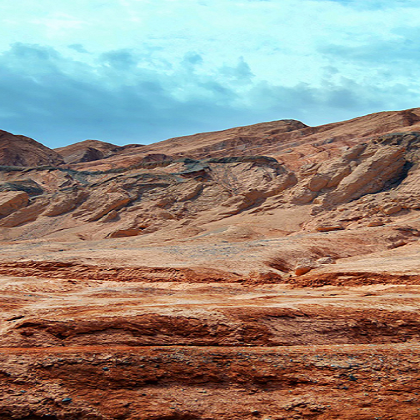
[1,0,420,148]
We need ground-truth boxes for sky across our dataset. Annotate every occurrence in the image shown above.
[1,0,420,148]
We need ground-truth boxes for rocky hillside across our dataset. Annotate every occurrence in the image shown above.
[1,110,420,264]
[1,129,420,261]
[0,130,63,167]
[55,140,123,164]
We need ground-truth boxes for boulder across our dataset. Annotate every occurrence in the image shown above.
[316,223,344,232]
[367,218,385,227]
[341,143,367,160]
[290,187,317,204]
[294,259,317,276]
[309,157,352,190]
[295,265,313,276]
[307,175,329,192]
[381,203,402,215]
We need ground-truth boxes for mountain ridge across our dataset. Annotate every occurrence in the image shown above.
[4,107,420,172]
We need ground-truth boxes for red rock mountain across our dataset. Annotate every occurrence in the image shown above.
[3,107,420,169]
[55,139,124,164]
[0,130,63,167]
[64,107,420,171]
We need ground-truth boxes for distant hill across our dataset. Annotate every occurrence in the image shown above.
[4,108,420,171]
[55,139,123,164]
[0,130,63,167]
[65,108,420,171]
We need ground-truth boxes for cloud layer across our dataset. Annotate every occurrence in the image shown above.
[0,1,420,147]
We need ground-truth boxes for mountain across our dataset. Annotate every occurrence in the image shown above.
[3,107,420,170]
[1,108,420,246]
[0,107,419,251]
[55,139,124,164]
[0,129,64,167]
[67,107,420,171]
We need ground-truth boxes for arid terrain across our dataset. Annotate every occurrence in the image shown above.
[2,108,420,419]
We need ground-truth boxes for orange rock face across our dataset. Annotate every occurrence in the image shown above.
[2,108,420,418]
[0,191,29,217]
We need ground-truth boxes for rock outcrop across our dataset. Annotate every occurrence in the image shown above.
[0,191,29,218]
[0,198,49,227]
[325,145,406,205]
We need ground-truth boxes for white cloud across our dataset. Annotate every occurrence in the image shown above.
[0,0,420,146]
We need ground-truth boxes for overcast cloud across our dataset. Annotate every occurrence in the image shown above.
[0,0,420,147]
